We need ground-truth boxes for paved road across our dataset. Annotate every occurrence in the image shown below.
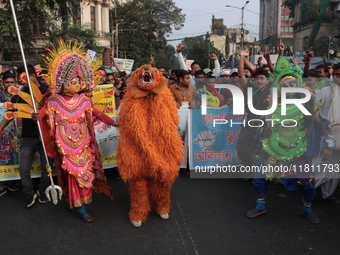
[1,172,340,255]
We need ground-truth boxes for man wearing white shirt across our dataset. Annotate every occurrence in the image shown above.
[176,42,220,88]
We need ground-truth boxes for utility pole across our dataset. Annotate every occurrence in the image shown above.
[114,0,119,58]
[241,5,245,49]
[328,34,332,60]
[115,23,119,58]
[208,41,211,69]
[226,1,249,49]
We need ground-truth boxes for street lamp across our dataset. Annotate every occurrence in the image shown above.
[226,1,249,49]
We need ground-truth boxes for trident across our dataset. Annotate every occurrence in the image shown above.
[9,0,62,204]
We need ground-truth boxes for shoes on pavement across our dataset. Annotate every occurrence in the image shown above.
[0,188,7,197]
[5,183,19,192]
[26,193,37,208]
[301,210,320,224]
[160,213,169,220]
[37,190,49,204]
[246,207,267,218]
[131,221,142,228]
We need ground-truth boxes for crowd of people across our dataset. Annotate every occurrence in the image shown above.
[0,39,339,225]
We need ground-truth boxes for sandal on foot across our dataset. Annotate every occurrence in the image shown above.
[327,196,340,204]
[76,212,94,223]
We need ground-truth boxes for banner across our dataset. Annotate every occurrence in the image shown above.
[0,86,118,181]
[93,84,116,116]
[1,101,248,179]
[186,60,194,71]
[94,119,119,169]
[87,49,97,62]
[93,84,118,168]
[0,103,44,180]
[189,106,244,170]
[113,58,135,74]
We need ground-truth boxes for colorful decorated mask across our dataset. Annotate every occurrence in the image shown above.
[41,38,101,95]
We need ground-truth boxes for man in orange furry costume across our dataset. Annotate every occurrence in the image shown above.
[117,65,184,227]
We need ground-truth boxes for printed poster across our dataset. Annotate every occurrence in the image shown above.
[189,106,244,170]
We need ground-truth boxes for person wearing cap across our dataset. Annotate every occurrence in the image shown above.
[230,68,238,77]
[203,68,213,77]
[218,69,231,83]
[229,68,239,85]
[217,69,234,105]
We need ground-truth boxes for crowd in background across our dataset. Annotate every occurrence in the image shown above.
[0,40,340,209]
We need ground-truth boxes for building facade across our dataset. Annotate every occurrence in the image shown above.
[259,0,294,47]
[208,18,258,67]
[76,1,114,48]
[209,18,256,56]
[293,0,340,52]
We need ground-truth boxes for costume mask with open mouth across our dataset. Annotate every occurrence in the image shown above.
[133,65,161,91]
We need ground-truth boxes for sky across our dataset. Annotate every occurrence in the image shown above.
[168,0,260,47]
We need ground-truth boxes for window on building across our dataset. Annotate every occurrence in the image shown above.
[32,18,42,36]
[303,36,309,50]
[91,6,96,31]
[73,11,81,25]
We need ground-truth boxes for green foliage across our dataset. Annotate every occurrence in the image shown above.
[114,0,185,69]
[181,36,221,69]
[35,22,101,67]
[0,0,52,60]
[301,0,320,21]
[151,44,180,70]
[323,11,340,30]
[48,22,101,52]
[0,0,81,61]
[312,36,340,57]
[45,0,80,23]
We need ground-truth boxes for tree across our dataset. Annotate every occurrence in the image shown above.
[150,44,180,70]
[113,0,185,68]
[0,0,80,61]
[45,0,80,25]
[300,0,320,21]
[312,36,340,57]
[181,36,221,69]
[35,21,101,67]
[0,1,52,61]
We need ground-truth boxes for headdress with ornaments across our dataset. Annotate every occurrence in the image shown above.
[41,38,102,94]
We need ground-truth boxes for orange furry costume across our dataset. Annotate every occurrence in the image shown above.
[117,65,184,224]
